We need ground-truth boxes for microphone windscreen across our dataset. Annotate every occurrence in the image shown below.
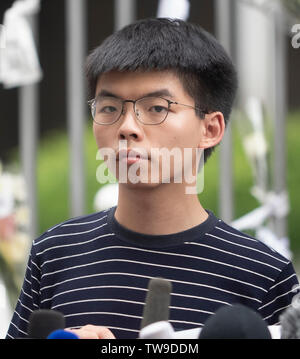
[139,321,174,339]
[280,304,300,339]
[28,309,66,339]
[199,304,271,339]
[140,277,172,329]
[47,330,79,339]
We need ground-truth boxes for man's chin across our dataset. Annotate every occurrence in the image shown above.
[118,179,162,190]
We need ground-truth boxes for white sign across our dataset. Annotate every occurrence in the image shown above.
[0,0,42,88]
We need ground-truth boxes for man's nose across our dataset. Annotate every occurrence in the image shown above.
[117,102,144,141]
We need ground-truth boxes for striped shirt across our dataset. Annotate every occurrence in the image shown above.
[6,206,299,339]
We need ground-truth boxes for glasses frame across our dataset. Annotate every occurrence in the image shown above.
[88,96,207,126]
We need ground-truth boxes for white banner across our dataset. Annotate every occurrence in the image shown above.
[0,0,42,88]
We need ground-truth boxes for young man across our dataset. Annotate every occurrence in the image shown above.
[7,18,299,339]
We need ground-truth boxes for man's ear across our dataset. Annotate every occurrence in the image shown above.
[197,111,225,149]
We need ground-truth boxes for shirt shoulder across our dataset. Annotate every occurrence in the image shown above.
[206,218,291,269]
[32,208,112,257]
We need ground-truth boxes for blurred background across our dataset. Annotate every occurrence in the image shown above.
[0,0,300,337]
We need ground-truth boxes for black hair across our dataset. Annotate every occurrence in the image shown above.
[86,18,238,162]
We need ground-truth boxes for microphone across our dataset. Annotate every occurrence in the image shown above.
[47,329,79,339]
[140,321,174,339]
[27,309,66,339]
[199,304,272,339]
[280,304,300,339]
[139,320,202,339]
[139,277,175,339]
[140,277,172,330]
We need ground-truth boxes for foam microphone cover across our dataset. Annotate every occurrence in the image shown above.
[47,329,79,339]
[27,309,66,339]
[199,304,272,339]
[280,304,300,339]
[140,277,172,329]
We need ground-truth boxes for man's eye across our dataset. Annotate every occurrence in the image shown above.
[99,106,117,114]
[149,106,168,113]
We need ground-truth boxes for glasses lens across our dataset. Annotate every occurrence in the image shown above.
[136,97,169,124]
[92,96,122,124]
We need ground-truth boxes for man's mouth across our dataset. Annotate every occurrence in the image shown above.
[116,148,150,164]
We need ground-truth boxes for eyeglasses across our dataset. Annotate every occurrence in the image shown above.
[88,96,207,125]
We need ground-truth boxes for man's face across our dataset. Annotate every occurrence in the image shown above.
[93,69,206,188]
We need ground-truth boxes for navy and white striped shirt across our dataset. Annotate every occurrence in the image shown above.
[6,206,299,339]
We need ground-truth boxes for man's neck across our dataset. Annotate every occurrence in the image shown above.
[114,183,208,235]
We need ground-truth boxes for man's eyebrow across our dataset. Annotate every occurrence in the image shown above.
[96,90,119,98]
[95,89,174,100]
[142,89,174,99]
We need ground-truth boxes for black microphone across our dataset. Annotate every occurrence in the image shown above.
[140,277,172,330]
[199,304,272,339]
[27,309,66,339]
[280,304,300,339]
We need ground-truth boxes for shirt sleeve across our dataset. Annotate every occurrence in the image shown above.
[258,261,300,325]
[6,242,41,338]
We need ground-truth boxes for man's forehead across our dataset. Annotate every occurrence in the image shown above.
[95,69,183,98]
